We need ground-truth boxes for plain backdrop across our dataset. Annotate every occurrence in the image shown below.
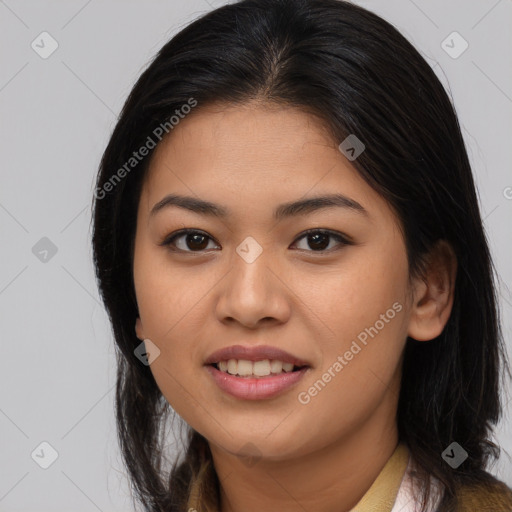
[1,0,511,510]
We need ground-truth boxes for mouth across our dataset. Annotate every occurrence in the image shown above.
[204,344,311,369]
[203,345,311,399]
[209,359,308,378]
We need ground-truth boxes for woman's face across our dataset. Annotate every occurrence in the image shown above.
[133,102,416,461]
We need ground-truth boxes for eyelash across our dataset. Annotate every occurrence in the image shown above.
[159,228,351,254]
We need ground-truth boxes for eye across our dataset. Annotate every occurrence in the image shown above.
[291,229,350,252]
[160,229,220,252]
[160,228,350,254]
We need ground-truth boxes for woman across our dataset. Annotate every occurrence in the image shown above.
[91,0,512,510]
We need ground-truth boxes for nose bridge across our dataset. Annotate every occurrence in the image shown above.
[230,241,272,304]
[215,238,290,327]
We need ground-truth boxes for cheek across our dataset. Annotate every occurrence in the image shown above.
[134,237,205,340]
[292,275,407,449]
[293,246,409,345]
[133,246,211,422]
[133,244,186,387]
[292,241,409,400]
[132,241,223,412]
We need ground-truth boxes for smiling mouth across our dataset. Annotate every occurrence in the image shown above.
[210,359,308,378]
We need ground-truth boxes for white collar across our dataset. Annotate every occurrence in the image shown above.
[391,455,443,512]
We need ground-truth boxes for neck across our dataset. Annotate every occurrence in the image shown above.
[209,391,400,512]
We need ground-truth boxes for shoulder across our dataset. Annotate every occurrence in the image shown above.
[455,473,512,511]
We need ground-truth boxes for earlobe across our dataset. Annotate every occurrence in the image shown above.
[135,317,145,340]
[407,240,457,342]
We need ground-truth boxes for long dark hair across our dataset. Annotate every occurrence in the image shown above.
[91,0,510,510]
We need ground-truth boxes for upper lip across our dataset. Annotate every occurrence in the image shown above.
[204,344,310,367]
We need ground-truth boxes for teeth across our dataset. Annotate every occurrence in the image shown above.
[227,359,237,374]
[270,359,283,373]
[237,359,253,376]
[216,359,298,377]
[282,362,294,372]
[253,360,270,376]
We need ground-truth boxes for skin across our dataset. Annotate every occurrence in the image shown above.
[133,101,457,512]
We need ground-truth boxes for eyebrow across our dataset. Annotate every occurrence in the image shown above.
[150,193,369,220]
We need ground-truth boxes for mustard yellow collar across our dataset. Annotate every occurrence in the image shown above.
[188,442,410,512]
[349,442,410,512]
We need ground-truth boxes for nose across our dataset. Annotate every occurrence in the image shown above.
[214,247,291,329]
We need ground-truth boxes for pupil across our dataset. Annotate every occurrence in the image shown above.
[308,233,329,250]
[187,233,208,250]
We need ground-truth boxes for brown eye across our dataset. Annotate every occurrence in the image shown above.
[161,228,350,254]
[184,233,209,250]
[292,229,349,252]
[306,232,329,250]
[161,230,219,252]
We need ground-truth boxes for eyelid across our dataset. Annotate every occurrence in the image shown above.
[291,228,351,252]
[159,229,220,251]
[160,228,351,253]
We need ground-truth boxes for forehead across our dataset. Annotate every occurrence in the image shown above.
[139,102,398,228]
[147,101,335,175]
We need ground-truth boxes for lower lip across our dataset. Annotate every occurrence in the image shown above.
[205,364,309,400]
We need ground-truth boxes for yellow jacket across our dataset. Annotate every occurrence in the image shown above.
[350,442,512,511]
[186,441,512,511]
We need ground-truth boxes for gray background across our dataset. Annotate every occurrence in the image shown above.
[1,0,511,510]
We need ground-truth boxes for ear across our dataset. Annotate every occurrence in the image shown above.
[407,239,457,342]
[135,317,145,341]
